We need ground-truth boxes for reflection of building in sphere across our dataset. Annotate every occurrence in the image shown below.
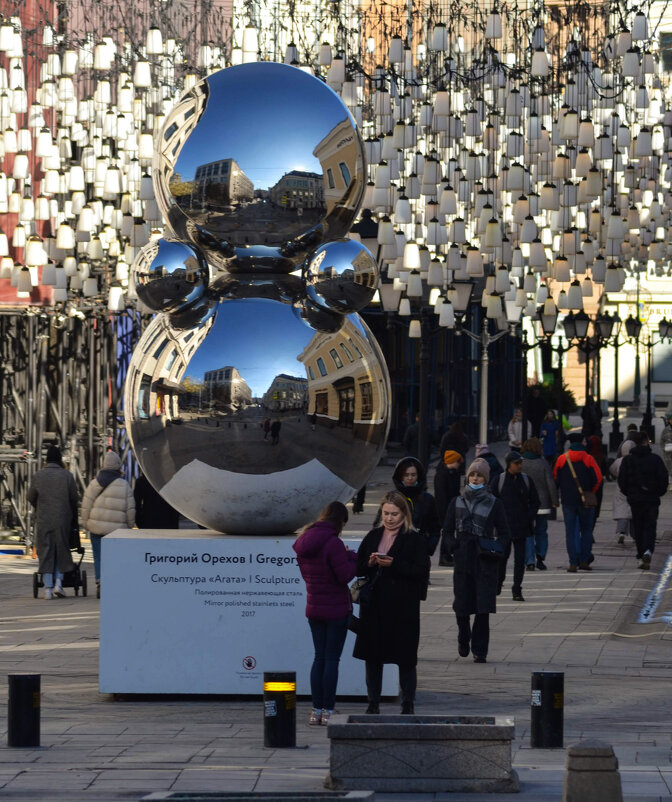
[297,318,388,441]
[128,315,215,432]
[262,374,308,411]
[204,365,252,408]
[313,118,362,214]
[193,158,254,208]
[269,170,323,211]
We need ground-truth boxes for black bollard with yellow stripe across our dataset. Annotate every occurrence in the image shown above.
[263,671,296,747]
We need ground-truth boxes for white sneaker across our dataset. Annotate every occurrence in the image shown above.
[43,587,53,600]
[54,583,65,598]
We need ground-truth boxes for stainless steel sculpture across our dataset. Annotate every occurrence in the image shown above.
[126,62,390,534]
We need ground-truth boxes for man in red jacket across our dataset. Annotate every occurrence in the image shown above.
[553,431,603,572]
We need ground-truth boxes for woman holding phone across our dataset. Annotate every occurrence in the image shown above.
[353,491,430,714]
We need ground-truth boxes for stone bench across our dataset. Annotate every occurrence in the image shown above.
[325,714,519,793]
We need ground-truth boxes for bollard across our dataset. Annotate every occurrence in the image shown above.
[531,670,563,748]
[8,674,40,747]
[263,671,296,748]
[562,740,623,802]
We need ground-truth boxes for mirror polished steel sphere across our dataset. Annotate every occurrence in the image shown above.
[305,238,379,314]
[124,292,390,534]
[133,238,209,312]
[153,62,366,274]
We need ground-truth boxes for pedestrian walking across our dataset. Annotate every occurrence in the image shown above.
[81,451,135,597]
[581,395,602,438]
[610,440,633,545]
[440,457,510,663]
[524,386,548,437]
[292,501,356,726]
[386,457,441,555]
[438,421,469,471]
[353,491,430,714]
[263,418,271,439]
[402,414,420,458]
[351,486,366,514]
[28,445,79,600]
[539,409,560,467]
[617,431,668,569]
[660,414,672,480]
[270,419,281,445]
[434,450,463,533]
[521,438,558,571]
[553,431,603,572]
[134,472,181,529]
[507,408,531,450]
[490,451,539,601]
[474,443,504,483]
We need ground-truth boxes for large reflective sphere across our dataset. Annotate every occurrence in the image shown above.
[124,295,390,534]
[305,238,379,314]
[133,238,209,312]
[153,63,366,274]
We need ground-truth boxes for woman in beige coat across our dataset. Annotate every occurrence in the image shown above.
[81,451,135,596]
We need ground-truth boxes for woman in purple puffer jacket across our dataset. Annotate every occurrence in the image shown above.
[293,501,357,726]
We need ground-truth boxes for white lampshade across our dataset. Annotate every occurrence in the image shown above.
[408,319,421,338]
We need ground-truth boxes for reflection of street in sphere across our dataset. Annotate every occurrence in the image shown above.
[153,62,366,274]
[133,238,209,312]
[305,238,378,314]
[123,295,390,534]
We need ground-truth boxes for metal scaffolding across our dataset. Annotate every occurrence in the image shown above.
[0,309,146,547]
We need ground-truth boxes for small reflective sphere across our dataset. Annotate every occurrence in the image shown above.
[133,238,209,312]
[305,238,379,314]
[153,62,366,274]
[124,294,390,534]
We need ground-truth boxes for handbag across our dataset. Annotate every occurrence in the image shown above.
[349,577,368,604]
[566,455,599,509]
[477,535,505,559]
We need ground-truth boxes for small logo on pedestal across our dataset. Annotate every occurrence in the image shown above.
[243,656,257,670]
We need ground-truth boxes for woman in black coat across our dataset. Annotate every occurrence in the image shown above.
[377,457,441,555]
[440,458,511,663]
[353,491,430,715]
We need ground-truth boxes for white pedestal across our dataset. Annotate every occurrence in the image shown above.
[99,530,397,696]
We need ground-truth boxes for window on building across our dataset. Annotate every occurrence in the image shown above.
[138,374,152,419]
[339,162,351,185]
[329,348,343,368]
[164,350,177,371]
[348,337,363,357]
[153,340,167,360]
[316,392,329,415]
[360,382,373,420]
[317,357,327,376]
[340,343,354,362]
[661,32,672,71]
[308,365,315,380]
[327,168,335,189]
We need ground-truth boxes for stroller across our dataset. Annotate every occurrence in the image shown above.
[33,546,88,598]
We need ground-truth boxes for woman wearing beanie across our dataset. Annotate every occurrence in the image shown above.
[81,450,135,597]
[440,457,510,663]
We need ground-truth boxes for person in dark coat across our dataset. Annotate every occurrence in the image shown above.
[387,457,441,555]
[474,443,504,482]
[134,472,181,529]
[434,450,463,565]
[617,431,669,569]
[270,419,281,445]
[439,422,469,470]
[28,445,79,600]
[402,414,420,458]
[293,501,356,725]
[353,491,430,715]
[524,386,548,437]
[490,451,539,602]
[441,457,511,663]
[581,395,602,438]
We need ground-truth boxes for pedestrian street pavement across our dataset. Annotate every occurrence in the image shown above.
[1,456,672,800]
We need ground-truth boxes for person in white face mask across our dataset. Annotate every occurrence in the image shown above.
[440,458,511,663]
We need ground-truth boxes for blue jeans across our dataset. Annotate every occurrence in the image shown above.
[90,534,103,582]
[525,515,549,564]
[308,616,349,710]
[43,570,63,589]
[562,505,595,566]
